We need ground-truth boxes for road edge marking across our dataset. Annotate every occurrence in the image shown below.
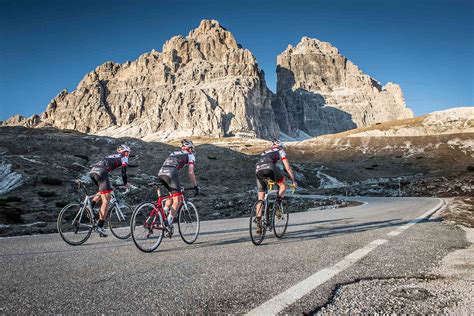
[387,198,445,237]
[246,239,388,316]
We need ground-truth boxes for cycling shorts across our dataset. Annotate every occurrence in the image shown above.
[256,164,285,192]
[89,167,112,194]
[158,166,181,194]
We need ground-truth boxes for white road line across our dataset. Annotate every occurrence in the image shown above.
[246,239,388,316]
[387,199,444,237]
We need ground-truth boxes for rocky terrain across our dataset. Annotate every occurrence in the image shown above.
[0,126,352,237]
[2,19,413,141]
[1,106,471,236]
[273,37,413,137]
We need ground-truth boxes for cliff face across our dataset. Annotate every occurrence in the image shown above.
[4,20,279,140]
[273,37,414,137]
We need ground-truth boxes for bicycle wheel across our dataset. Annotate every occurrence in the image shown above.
[178,202,200,244]
[109,203,133,239]
[249,200,266,245]
[272,200,289,238]
[131,202,164,253]
[57,203,93,246]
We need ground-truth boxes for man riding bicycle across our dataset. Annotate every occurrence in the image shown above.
[89,144,132,237]
[158,139,199,233]
[255,138,297,233]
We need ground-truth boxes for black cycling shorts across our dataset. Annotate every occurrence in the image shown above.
[89,167,112,194]
[158,166,181,194]
[256,164,285,192]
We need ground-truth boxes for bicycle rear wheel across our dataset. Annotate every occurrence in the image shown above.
[178,202,200,244]
[109,203,133,239]
[57,203,93,246]
[131,202,164,253]
[249,200,266,245]
[272,200,289,238]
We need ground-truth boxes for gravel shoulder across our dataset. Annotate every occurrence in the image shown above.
[315,203,474,314]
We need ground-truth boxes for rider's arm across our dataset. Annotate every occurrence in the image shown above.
[121,155,129,186]
[121,166,128,185]
[282,158,296,184]
[188,163,198,187]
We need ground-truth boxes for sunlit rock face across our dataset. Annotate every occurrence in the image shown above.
[3,20,279,141]
[273,37,414,137]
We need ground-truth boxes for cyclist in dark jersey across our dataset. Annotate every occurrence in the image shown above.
[89,144,131,236]
[158,139,199,230]
[255,139,297,233]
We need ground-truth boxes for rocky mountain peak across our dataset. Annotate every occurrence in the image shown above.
[273,36,414,137]
[3,19,278,140]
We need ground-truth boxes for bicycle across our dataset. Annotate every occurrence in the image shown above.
[249,180,295,245]
[57,180,133,245]
[130,183,200,253]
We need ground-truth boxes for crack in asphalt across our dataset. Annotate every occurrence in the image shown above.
[305,275,445,315]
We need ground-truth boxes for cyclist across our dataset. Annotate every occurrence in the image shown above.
[158,139,199,234]
[255,138,297,234]
[89,144,131,237]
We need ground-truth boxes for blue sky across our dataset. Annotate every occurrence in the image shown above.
[1,0,473,120]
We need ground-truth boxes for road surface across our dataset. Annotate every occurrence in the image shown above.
[0,196,467,314]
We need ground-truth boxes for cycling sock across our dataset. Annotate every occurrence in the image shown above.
[167,214,174,226]
[98,220,105,228]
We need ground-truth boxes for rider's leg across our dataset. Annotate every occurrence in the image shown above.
[99,192,111,222]
[256,192,265,217]
[278,182,287,199]
[168,195,182,225]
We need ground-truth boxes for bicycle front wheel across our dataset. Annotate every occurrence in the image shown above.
[57,203,93,246]
[109,203,133,239]
[272,201,289,238]
[178,202,200,244]
[249,200,266,245]
[131,202,164,253]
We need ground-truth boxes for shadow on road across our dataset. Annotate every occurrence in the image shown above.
[0,217,442,257]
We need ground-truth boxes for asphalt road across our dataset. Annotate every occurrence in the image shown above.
[0,196,467,314]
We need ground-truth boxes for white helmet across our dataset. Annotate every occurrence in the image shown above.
[117,144,131,153]
[271,138,284,149]
[181,139,195,150]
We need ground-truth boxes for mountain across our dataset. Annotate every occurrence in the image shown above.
[3,20,279,140]
[273,37,414,137]
[2,20,414,140]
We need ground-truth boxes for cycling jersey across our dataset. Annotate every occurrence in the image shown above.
[90,153,129,194]
[162,151,195,169]
[159,150,195,194]
[93,154,128,172]
[256,148,287,169]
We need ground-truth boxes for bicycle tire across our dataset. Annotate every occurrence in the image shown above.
[249,200,266,245]
[272,200,289,238]
[109,203,133,239]
[131,202,164,253]
[178,201,200,244]
[57,203,93,246]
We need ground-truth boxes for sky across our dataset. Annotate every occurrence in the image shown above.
[0,0,473,120]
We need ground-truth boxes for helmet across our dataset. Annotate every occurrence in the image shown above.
[117,144,131,153]
[271,138,284,149]
[181,139,195,151]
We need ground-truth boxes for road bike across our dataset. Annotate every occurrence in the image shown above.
[249,180,295,245]
[130,183,200,253]
[57,180,133,245]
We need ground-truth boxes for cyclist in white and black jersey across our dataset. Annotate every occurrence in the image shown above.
[255,139,297,233]
[89,144,132,236]
[158,139,199,229]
